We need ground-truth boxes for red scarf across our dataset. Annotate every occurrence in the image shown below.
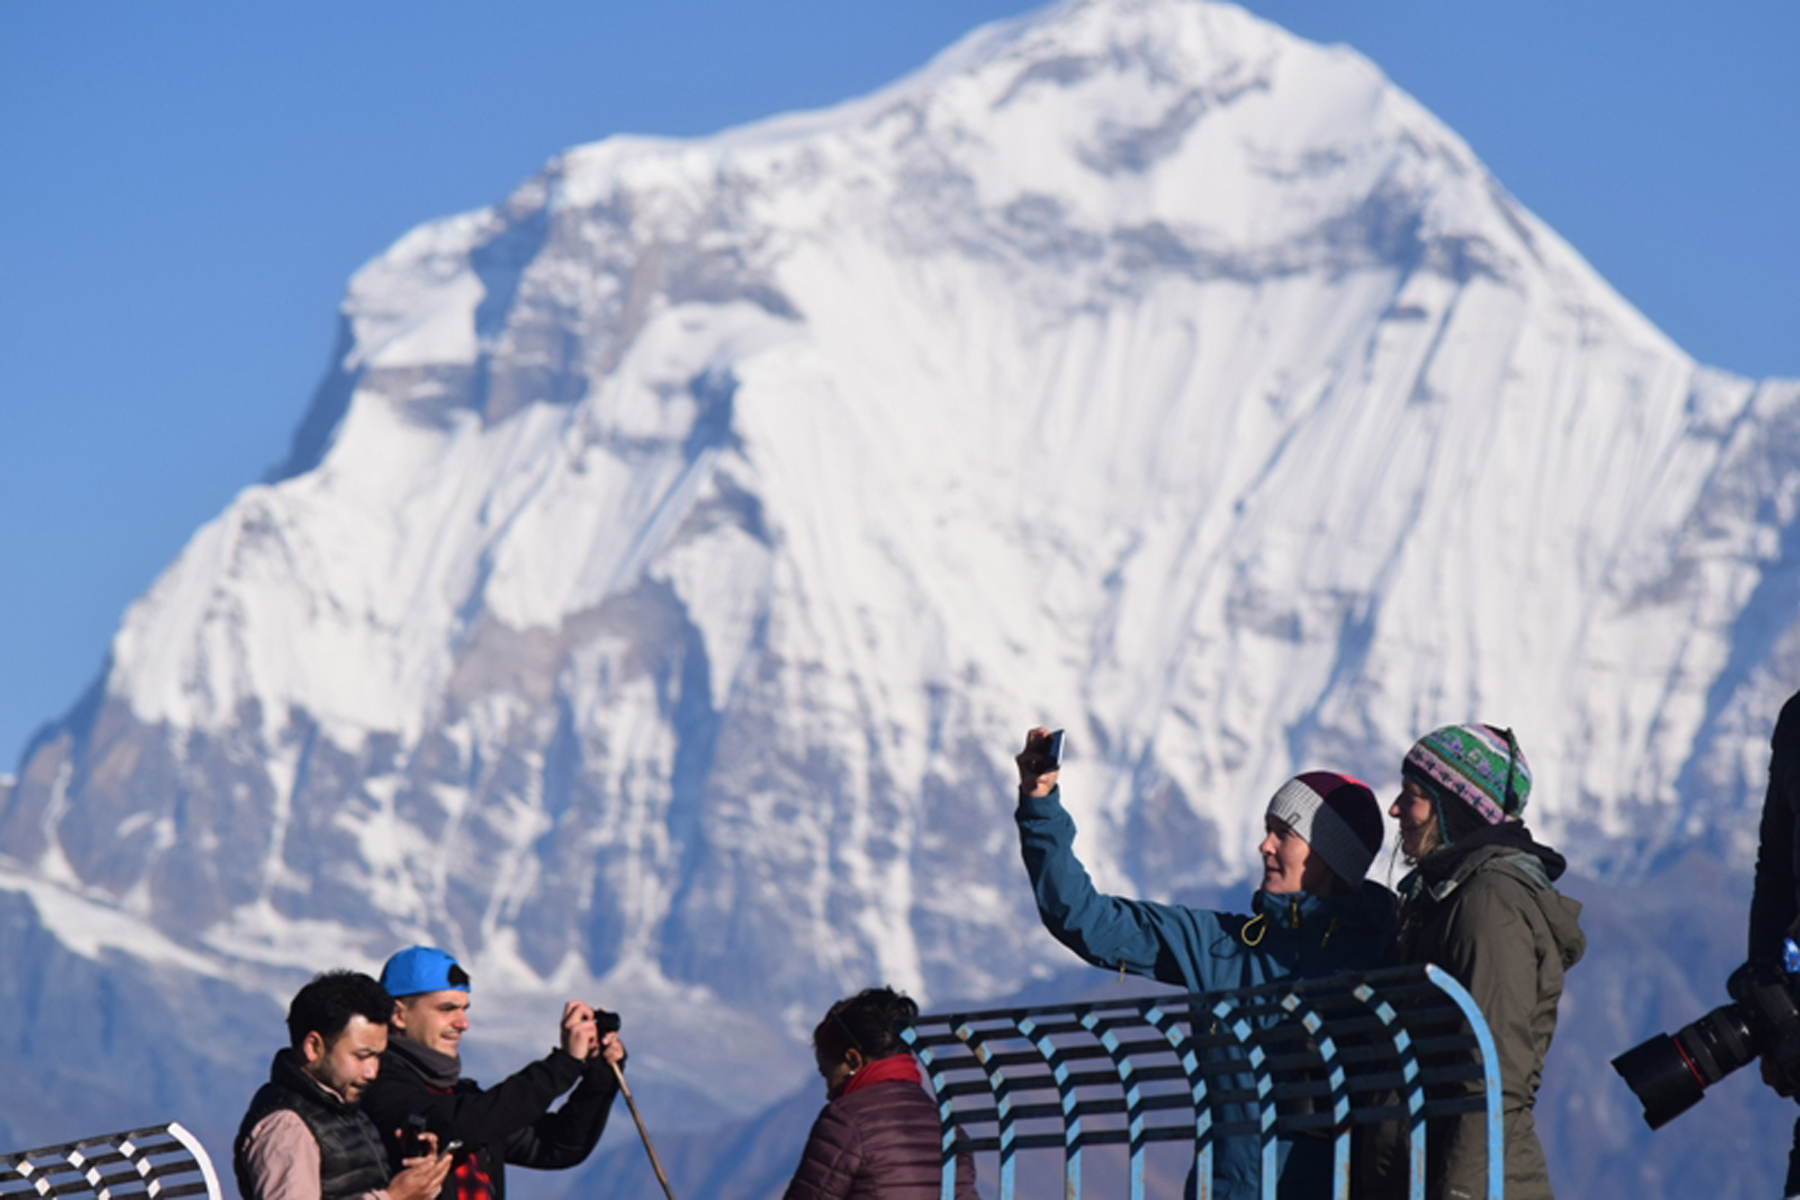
[832,1053,922,1100]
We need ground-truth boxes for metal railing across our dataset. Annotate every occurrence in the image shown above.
[903,964,1503,1200]
[1,1123,221,1200]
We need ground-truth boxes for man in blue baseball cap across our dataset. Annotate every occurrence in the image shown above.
[360,946,625,1200]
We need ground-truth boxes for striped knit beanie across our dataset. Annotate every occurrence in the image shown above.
[1403,724,1531,831]
[1265,771,1384,885]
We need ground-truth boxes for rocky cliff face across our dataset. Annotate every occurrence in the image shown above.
[3,0,1799,1189]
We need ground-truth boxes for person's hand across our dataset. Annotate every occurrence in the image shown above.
[1016,727,1060,798]
[387,1134,452,1200]
[561,1000,599,1061]
[599,1030,626,1069]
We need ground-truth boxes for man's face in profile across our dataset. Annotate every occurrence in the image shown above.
[394,990,472,1059]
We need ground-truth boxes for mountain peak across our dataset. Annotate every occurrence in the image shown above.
[4,0,1796,1145]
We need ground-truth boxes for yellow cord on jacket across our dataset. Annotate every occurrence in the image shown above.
[1239,910,1341,948]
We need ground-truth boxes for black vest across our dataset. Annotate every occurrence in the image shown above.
[235,1050,391,1200]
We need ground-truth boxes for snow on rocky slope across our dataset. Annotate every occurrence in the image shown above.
[3,0,1799,1189]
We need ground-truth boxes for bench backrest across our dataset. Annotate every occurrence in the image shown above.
[0,1123,221,1200]
[903,963,1503,1200]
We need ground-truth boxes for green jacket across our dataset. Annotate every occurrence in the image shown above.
[1384,825,1586,1200]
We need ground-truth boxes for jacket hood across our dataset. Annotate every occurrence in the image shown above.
[1410,825,1585,970]
[1540,876,1586,970]
[1507,852,1585,971]
[1418,819,1566,884]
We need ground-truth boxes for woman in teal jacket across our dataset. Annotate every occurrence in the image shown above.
[1013,728,1395,1200]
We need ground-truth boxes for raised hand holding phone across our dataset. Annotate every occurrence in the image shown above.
[1016,727,1064,797]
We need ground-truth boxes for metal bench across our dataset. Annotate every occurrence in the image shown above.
[1,1123,221,1200]
[904,964,1504,1200]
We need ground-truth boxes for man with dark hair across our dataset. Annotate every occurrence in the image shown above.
[361,946,624,1200]
[236,971,453,1200]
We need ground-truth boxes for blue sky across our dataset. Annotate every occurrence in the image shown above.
[2,1,1796,768]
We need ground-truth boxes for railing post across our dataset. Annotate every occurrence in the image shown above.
[901,1024,960,1200]
[1423,965,1506,1200]
[1079,1009,1150,1200]
[1143,998,1211,1200]
[1018,1015,1082,1200]
[1205,993,1278,1200]
[962,1021,1021,1200]
[1344,980,1428,1200]
[1275,993,1350,1200]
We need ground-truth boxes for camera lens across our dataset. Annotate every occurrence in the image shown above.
[1612,1034,1704,1129]
[1612,1004,1756,1129]
[1678,1004,1756,1084]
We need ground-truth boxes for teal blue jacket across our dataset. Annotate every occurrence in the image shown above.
[1016,786,1395,1200]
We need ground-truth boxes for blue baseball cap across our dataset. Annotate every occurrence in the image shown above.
[380,946,471,997]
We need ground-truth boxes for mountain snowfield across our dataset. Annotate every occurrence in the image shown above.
[4,0,1800,1192]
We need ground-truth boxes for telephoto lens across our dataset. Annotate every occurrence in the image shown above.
[1612,1003,1756,1129]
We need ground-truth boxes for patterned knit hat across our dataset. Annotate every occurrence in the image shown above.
[1265,771,1384,885]
[1403,724,1531,827]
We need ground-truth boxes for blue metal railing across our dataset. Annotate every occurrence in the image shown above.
[903,964,1504,1200]
[1,1123,222,1200]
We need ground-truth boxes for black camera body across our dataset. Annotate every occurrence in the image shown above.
[1613,959,1800,1128]
[594,1006,622,1037]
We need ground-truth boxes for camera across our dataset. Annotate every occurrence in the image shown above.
[594,1006,622,1036]
[1612,959,1800,1128]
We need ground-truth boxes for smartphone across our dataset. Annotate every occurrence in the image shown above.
[1040,729,1065,769]
[401,1115,430,1159]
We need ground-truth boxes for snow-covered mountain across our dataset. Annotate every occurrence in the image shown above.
[4,0,1799,1192]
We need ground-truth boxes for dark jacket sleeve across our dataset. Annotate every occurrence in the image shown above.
[498,1058,619,1169]
[363,1048,612,1171]
[1750,692,1800,962]
[1016,786,1224,991]
[782,1105,863,1200]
